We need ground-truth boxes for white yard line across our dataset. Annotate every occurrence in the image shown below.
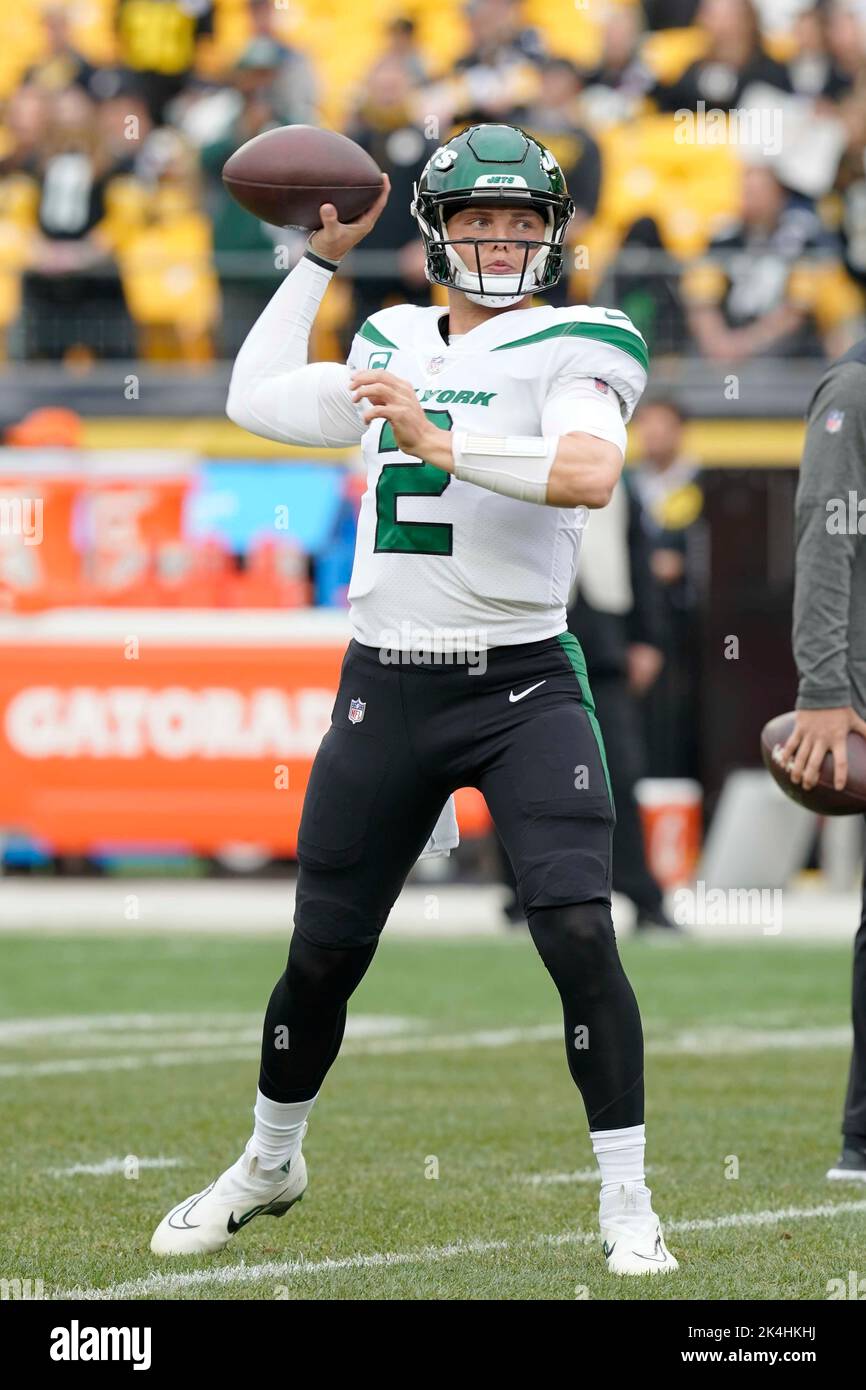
[48,1157,184,1177]
[652,1025,852,1055]
[0,1013,414,1044]
[0,1013,256,1041]
[60,1200,866,1300]
[0,1048,262,1078]
[0,1023,852,1080]
[523,1166,659,1186]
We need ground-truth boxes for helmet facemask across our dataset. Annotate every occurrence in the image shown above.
[413,189,572,309]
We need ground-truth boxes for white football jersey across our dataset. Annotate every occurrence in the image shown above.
[344,301,648,651]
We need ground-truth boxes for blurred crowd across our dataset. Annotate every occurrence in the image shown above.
[0,0,865,362]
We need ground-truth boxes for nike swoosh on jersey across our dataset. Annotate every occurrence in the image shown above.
[508,681,546,703]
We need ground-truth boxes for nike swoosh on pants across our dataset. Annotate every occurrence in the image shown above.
[508,681,546,703]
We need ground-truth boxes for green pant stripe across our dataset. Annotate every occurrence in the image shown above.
[555,630,614,812]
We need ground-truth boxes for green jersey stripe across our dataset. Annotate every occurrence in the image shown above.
[492,321,649,371]
[555,631,615,809]
[358,320,399,349]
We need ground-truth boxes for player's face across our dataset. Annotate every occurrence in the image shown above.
[445,206,547,276]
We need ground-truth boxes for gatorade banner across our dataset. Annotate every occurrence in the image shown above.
[0,612,491,855]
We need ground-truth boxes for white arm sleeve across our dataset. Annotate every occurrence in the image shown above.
[541,375,628,459]
[225,254,365,448]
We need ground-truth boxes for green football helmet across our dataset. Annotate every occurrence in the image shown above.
[411,123,575,308]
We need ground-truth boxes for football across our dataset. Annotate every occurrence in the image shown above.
[222,125,384,229]
[760,710,866,815]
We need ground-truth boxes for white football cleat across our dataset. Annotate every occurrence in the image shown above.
[599,1182,679,1276]
[150,1147,307,1256]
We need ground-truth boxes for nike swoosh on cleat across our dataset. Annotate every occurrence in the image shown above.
[602,1241,617,1259]
[631,1249,670,1263]
[227,1186,291,1234]
[509,681,546,703]
[166,1182,216,1231]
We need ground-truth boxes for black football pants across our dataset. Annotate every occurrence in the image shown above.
[258,634,645,1132]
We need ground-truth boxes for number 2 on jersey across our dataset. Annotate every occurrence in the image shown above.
[374,409,453,555]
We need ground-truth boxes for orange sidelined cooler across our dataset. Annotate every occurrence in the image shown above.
[0,449,195,608]
[77,471,191,602]
[0,474,80,608]
[634,778,703,888]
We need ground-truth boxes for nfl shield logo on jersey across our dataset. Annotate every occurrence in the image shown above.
[348,697,366,725]
[825,409,845,433]
[427,356,446,374]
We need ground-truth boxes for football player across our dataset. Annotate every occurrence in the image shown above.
[151,124,678,1276]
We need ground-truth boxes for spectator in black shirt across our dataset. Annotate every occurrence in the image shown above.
[642,0,700,27]
[23,4,99,99]
[23,87,132,358]
[652,0,791,113]
[456,0,546,71]
[581,5,656,126]
[522,59,602,229]
[683,164,854,359]
[825,0,866,95]
[787,3,855,101]
[452,0,547,124]
[521,58,603,305]
[344,59,432,328]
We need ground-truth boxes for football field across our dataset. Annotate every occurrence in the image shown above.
[2,928,865,1301]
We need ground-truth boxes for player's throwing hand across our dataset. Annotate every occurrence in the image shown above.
[350,369,450,465]
[308,173,392,264]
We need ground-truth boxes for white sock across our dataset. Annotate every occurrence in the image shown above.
[246,1089,318,1173]
[590,1123,647,1199]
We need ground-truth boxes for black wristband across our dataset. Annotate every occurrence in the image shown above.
[304,239,340,272]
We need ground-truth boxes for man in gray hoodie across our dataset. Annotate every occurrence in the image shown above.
[782,337,866,1179]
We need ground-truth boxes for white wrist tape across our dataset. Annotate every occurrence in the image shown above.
[451,431,558,505]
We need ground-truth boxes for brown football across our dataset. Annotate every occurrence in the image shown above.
[760,710,866,815]
[222,125,384,230]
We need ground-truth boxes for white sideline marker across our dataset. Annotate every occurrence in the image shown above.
[61,1199,866,1300]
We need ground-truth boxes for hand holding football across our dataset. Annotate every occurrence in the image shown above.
[761,709,866,815]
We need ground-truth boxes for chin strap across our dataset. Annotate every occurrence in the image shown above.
[463,290,530,308]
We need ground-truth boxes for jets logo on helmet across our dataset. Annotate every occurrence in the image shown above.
[411,124,575,309]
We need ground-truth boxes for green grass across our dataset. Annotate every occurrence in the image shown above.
[0,931,863,1300]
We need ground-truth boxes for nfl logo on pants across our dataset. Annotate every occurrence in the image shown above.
[348,697,366,725]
